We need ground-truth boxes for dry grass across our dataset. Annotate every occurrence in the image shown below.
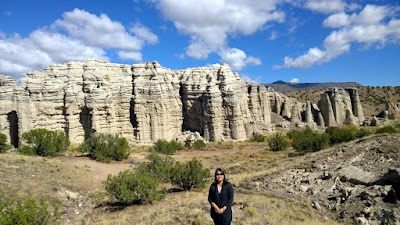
[0,140,349,224]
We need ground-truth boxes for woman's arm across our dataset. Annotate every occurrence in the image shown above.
[221,183,234,213]
[208,186,220,212]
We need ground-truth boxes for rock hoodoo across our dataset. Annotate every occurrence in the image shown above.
[0,60,365,145]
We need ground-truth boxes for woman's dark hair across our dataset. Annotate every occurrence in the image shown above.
[214,168,227,184]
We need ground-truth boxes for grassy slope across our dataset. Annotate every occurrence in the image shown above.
[0,143,343,225]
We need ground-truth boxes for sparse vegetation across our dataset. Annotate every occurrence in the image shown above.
[376,125,398,134]
[136,153,174,182]
[0,133,11,153]
[288,128,329,154]
[103,170,166,204]
[192,139,206,150]
[170,158,211,190]
[18,129,70,157]
[325,126,356,145]
[250,132,266,142]
[78,133,130,163]
[153,139,183,155]
[0,191,60,225]
[267,133,289,151]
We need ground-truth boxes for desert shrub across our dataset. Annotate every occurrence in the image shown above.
[388,114,395,120]
[244,206,258,217]
[137,153,175,183]
[376,125,398,134]
[19,129,70,157]
[192,217,207,225]
[357,128,372,138]
[0,191,60,225]
[325,126,356,145]
[153,139,183,155]
[184,140,191,149]
[250,132,266,142]
[192,139,206,150]
[267,133,289,151]
[103,170,166,204]
[289,128,329,153]
[0,133,11,153]
[170,158,211,190]
[79,133,129,163]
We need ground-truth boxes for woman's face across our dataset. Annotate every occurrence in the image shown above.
[216,171,224,183]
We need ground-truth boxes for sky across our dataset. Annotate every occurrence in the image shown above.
[0,0,399,86]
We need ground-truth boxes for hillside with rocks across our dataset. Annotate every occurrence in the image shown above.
[286,86,400,117]
[265,81,361,93]
[242,133,400,224]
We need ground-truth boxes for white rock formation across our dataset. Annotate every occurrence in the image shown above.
[0,60,273,145]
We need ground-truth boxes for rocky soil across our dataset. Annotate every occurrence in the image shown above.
[243,134,400,225]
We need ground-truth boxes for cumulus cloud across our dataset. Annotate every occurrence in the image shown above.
[150,0,284,69]
[289,78,299,83]
[274,4,400,70]
[130,22,159,44]
[305,0,347,14]
[0,9,158,79]
[240,74,262,84]
[219,48,261,71]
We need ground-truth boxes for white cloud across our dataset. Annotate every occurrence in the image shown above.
[289,78,299,83]
[0,9,158,79]
[240,74,262,84]
[323,12,350,28]
[219,48,261,71]
[130,22,159,44]
[305,0,347,14]
[150,0,284,69]
[269,31,278,40]
[275,4,400,69]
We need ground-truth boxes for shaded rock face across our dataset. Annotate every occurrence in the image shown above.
[0,60,272,144]
[318,88,364,127]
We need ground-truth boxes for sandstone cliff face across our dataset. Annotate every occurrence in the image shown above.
[0,60,272,144]
[0,60,365,145]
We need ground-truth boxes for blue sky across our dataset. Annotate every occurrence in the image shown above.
[1,0,399,86]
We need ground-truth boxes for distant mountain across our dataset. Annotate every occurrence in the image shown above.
[264,81,361,93]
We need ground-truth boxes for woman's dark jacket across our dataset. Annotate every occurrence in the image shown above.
[208,181,234,224]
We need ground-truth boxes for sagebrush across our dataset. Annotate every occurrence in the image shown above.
[79,133,130,163]
[103,170,166,204]
[18,129,70,157]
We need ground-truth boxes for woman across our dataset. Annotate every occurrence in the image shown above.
[208,168,234,225]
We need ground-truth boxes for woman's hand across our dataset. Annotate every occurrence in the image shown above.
[218,206,227,214]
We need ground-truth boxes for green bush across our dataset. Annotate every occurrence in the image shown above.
[289,128,329,153]
[153,139,183,155]
[192,139,206,150]
[79,133,130,163]
[376,125,398,134]
[19,129,70,157]
[325,126,356,145]
[357,128,371,138]
[267,133,289,151]
[0,191,60,225]
[103,170,166,204]
[0,133,11,153]
[250,132,266,142]
[137,153,175,183]
[184,140,191,149]
[170,158,211,190]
